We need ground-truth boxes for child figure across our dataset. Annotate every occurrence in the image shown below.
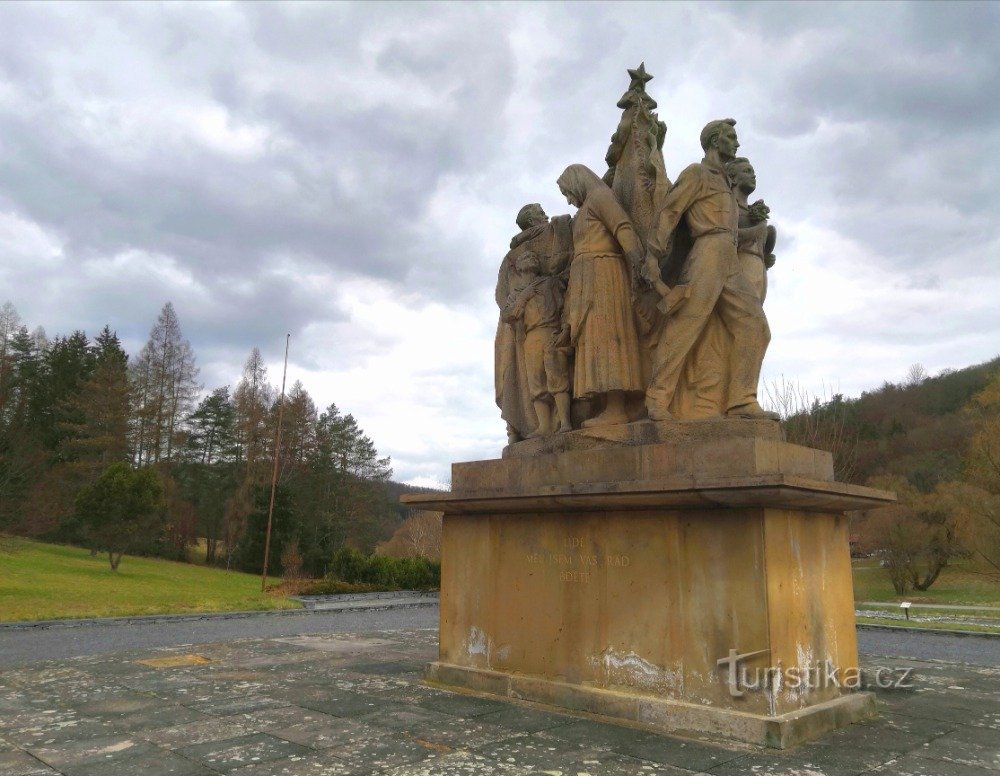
[501,251,572,436]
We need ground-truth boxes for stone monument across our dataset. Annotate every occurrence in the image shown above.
[403,64,894,749]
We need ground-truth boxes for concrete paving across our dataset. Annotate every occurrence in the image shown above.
[0,626,997,775]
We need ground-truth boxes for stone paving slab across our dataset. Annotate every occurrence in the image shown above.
[0,627,996,775]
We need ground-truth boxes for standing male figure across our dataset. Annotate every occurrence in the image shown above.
[495,203,573,441]
[643,119,776,421]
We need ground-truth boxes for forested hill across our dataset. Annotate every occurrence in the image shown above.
[788,356,999,489]
[385,480,444,520]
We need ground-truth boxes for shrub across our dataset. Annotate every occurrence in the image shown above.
[329,546,440,589]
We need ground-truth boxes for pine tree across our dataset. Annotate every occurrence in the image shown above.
[59,327,130,472]
[185,387,237,466]
[0,323,42,528]
[180,387,238,563]
[280,381,317,471]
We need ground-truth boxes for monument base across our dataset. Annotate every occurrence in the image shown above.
[402,420,894,749]
[426,662,876,749]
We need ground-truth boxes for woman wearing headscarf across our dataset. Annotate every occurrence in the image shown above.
[556,164,644,427]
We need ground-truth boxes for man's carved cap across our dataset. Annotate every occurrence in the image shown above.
[700,118,737,152]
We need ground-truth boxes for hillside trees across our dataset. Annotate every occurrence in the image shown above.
[377,510,443,560]
[863,476,968,595]
[229,399,396,577]
[2,300,411,574]
[764,378,859,482]
[960,373,1000,576]
[223,348,275,567]
[180,388,238,563]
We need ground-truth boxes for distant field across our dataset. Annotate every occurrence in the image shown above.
[852,558,1000,607]
[0,538,300,622]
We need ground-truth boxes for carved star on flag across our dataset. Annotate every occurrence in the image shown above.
[627,62,653,91]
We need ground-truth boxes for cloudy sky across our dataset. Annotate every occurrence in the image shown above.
[1,2,997,487]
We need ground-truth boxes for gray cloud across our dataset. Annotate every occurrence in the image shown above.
[0,1,997,482]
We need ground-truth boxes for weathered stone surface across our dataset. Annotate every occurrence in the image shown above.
[502,415,782,458]
[405,427,894,748]
[0,750,58,775]
[176,733,312,773]
[0,628,993,773]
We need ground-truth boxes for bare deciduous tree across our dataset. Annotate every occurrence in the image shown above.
[763,376,860,482]
[377,510,443,560]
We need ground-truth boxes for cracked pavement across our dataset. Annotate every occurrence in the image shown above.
[0,622,997,775]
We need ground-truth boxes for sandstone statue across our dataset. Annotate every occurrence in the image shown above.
[664,156,779,418]
[643,119,776,421]
[727,156,777,302]
[557,164,645,428]
[495,203,573,441]
[495,71,784,442]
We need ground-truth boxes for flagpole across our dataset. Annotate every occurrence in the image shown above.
[262,334,290,593]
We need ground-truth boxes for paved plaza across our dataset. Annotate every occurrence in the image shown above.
[0,626,997,775]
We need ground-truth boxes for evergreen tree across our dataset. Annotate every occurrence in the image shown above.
[74,462,165,570]
[280,381,317,471]
[180,387,238,563]
[231,483,295,576]
[0,326,46,529]
[59,327,130,470]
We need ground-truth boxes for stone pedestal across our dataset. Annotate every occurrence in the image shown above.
[402,420,894,748]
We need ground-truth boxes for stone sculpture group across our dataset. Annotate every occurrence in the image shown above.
[496,64,780,442]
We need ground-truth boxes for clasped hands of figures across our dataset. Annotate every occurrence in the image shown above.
[634,197,773,301]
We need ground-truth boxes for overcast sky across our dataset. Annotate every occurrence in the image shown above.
[1,2,997,487]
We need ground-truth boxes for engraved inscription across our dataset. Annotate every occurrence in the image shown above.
[559,571,592,583]
[524,537,631,583]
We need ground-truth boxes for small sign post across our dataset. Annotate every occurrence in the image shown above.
[900,601,912,621]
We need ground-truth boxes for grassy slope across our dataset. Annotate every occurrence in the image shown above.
[0,538,300,622]
[852,558,1000,607]
[3,539,996,625]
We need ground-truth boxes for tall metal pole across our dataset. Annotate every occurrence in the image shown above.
[262,334,290,593]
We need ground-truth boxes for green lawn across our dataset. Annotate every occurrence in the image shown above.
[0,538,301,622]
[852,558,1000,607]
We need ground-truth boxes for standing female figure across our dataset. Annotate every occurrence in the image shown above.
[557,164,645,427]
